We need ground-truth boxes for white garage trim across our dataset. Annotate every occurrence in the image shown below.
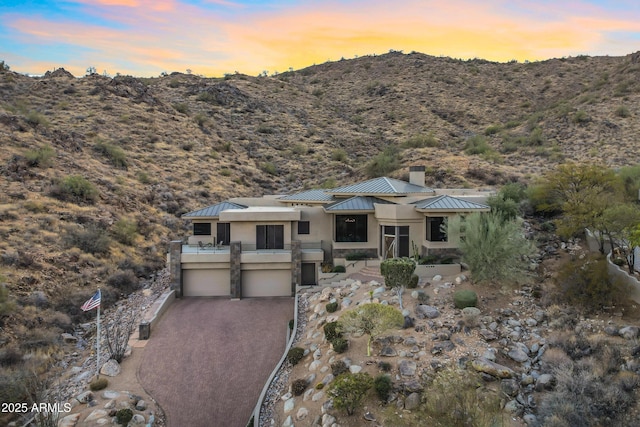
[242,270,291,297]
[183,269,230,297]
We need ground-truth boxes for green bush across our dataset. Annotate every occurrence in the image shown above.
[326,302,338,313]
[51,175,99,204]
[331,337,349,353]
[111,218,137,245]
[292,378,308,396]
[94,141,127,168]
[288,319,294,330]
[402,133,439,148]
[365,146,401,178]
[331,149,348,162]
[286,347,305,365]
[453,290,478,309]
[332,265,346,273]
[331,360,349,377]
[374,374,392,401]
[615,105,630,118]
[64,225,110,255]
[407,274,419,289]
[25,144,55,167]
[464,135,492,155]
[323,321,342,341]
[329,372,374,415]
[89,377,109,391]
[261,162,278,175]
[380,257,416,289]
[378,361,391,372]
[345,251,369,261]
[116,408,133,425]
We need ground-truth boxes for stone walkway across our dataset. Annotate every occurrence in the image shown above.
[138,297,294,427]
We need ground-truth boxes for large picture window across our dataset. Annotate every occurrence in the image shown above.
[427,217,447,242]
[193,222,211,236]
[335,215,368,242]
[256,225,284,249]
[217,222,230,245]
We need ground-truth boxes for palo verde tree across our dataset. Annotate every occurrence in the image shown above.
[338,303,404,356]
[529,163,622,245]
[448,212,535,285]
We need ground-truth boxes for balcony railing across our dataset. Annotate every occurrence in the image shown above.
[241,243,291,253]
[182,244,230,254]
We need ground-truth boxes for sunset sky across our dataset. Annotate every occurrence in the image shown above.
[1,0,639,77]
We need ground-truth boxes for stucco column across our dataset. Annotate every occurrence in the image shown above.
[169,240,183,298]
[230,241,242,299]
[291,240,301,296]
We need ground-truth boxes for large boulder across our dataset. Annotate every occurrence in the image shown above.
[471,357,515,379]
[100,359,121,377]
[415,304,440,319]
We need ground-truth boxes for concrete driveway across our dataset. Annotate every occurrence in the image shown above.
[138,297,294,427]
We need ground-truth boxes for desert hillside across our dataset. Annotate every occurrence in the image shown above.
[1,50,639,397]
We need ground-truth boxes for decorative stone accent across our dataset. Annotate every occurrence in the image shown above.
[100,359,121,377]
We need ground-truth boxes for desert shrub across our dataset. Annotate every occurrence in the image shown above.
[331,337,349,353]
[345,251,369,261]
[365,146,400,178]
[111,218,138,245]
[326,302,338,313]
[323,321,342,341]
[261,162,278,175]
[329,372,374,415]
[0,345,23,366]
[25,144,55,167]
[464,135,492,155]
[422,367,503,427]
[286,347,305,365]
[89,377,109,391]
[172,103,189,114]
[331,149,348,162]
[64,225,110,255]
[25,111,50,127]
[417,291,430,304]
[51,175,99,204]
[378,361,391,372]
[332,265,346,273]
[402,133,439,148]
[116,408,133,425]
[0,285,16,321]
[94,141,127,168]
[380,257,416,289]
[374,374,392,401]
[292,378,308,396]
[331,360,349,377]
[553,254,627,311]
[407,274,419,289]
[0,368,30,407]
[484,124,502,135]
[106,270,140,294]
[573,109,590,123]
[615,105,630,118]
[288,319,294,330]
[453,290,478,309]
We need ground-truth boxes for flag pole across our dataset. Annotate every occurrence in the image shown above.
[96,288,101,379]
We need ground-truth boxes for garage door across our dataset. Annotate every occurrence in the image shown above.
[242,270,291,297]
[183,269,230,297]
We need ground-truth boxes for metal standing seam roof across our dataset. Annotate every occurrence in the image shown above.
[413,195,489,210]
[324,196,396,212]
[181,201,248,218]
[278,189,335,202]
[328,177,434,195]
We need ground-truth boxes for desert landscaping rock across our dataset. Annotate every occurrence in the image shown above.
[508,348,530,363]
[399,359,417,377]
[404,392,421,410]
[472,357,516,378]
[99,359,121,377]
[415,304,440,319]
[619,325,639,339]
[380,346,397,356]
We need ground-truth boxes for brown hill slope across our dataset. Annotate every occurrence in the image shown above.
[0,51,639,383]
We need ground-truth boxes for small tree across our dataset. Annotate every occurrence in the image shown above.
[381,257,416,310]
[449,212,535,285]
[339,304,404,356]
[104,309,135,363]
[599,203,640,273]
[328,372,374,415]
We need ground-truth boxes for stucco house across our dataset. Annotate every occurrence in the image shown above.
[169,166,492,298]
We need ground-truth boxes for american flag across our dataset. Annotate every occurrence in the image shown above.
[81,290,101,311]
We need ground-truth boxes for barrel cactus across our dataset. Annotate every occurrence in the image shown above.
[453,289,478,309]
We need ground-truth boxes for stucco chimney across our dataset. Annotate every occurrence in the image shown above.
[409,165,426,187]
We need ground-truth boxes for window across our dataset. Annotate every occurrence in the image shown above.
[335,215,368,242]
[193,222,211,236]
[427,217,447,242]
[256,225,284,249]
[217,222,230,245]
[298,221,310,235]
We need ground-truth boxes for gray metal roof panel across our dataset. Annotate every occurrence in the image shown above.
[413,195,489,210]
[279,189,335,202]
[182,201,248,218]
[324,196,395,211]
[328,177,433,195]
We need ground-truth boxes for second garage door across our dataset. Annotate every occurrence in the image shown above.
[242,270,291,297]
[183,269,230,297]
